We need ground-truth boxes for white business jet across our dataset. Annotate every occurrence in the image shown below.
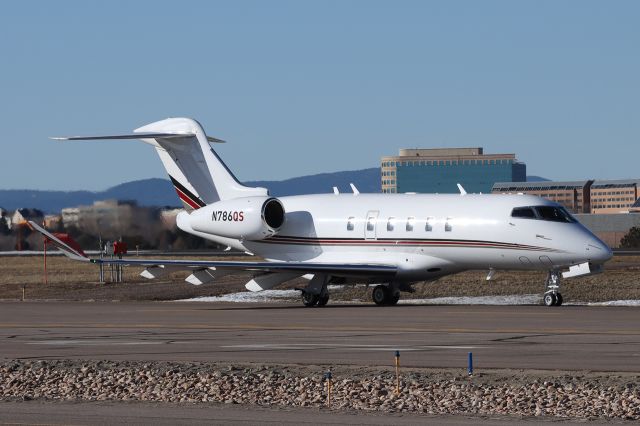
[32,117,612,307]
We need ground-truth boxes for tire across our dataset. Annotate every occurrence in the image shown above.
[555,293,563,306]
[543,293,557,307]
[372,285,388,306]
[317,293,329,307]
[302,292,319,307]
[387,292,400,306]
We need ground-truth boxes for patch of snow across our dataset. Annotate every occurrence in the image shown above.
[178,290,640,307]
[584,300,640,307]
[400,294,542,305]
[180,289,299,303]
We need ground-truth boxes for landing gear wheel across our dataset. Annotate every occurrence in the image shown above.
[372,285,388,306]
[543,270,563,307]
[302,292,319,307]
[317,293,329,307]
[387,292,400,306]
[543,292,557,307]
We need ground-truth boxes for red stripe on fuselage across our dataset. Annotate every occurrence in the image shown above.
[255,236,559,252]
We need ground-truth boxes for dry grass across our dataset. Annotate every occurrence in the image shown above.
[0,255,638,303]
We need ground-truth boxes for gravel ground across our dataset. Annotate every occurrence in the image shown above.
[1,360,638,420]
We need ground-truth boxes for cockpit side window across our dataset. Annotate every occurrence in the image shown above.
[511,207,536,219]
[535,206,576,223]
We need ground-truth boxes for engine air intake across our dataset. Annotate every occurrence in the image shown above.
[263,198,285,230]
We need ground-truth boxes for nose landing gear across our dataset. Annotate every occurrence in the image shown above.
[543,271,563,307]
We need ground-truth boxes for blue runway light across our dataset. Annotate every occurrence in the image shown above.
[468,352,473,376]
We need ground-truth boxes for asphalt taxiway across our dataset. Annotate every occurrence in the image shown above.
[0,301,638,371]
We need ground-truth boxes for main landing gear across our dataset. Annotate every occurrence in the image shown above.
[372,284,400,306]
[543,270,563,307]
[300,274,330,307]
[302,289,329,307]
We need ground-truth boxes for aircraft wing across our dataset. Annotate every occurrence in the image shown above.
[28,221,89,262]
[28,221,397,279]
[88,258,397,278]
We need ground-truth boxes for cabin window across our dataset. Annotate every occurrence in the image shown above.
[367,217,375,231]
[347,217,355,231]
[425,217,433,232]
[445,217,452,232]
[406,217,415,232]
[387,217,395,231]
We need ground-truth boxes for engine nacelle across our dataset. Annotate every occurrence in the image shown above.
[188,196,285,240]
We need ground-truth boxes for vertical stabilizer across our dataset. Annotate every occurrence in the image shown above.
[52,117,267,211]
[134,118,267,210]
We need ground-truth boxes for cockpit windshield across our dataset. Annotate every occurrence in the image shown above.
[534,206,576,223]
[511,206,577,223]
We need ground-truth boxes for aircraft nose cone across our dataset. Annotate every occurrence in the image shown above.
[586,239,613,263]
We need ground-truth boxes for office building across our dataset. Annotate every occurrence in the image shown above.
[381,148,526,194]
[491,181,593,213]
[492,179,640,214]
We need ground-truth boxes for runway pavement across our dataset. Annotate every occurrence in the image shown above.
[0,400,566,425]
[0,301,638,371]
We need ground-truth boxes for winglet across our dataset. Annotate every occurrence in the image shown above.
[457,183,467,195]
[27,221,89,262]
[349,183,360,195]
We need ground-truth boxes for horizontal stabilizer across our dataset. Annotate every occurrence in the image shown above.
[51,133,226,143]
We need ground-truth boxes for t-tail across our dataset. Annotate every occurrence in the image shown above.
[52,117,268,211]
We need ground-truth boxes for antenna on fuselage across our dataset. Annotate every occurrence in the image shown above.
[333,186,339,195]
[457,183,467,196]
[349,183,360,195]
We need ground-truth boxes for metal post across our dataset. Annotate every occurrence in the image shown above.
[99,236,104,284]
[118,254,123,283]
[43,233,48,285]
[395,350,400,394]
[468,352,473,376]
[324,370,332,407]
[21,285,25,301]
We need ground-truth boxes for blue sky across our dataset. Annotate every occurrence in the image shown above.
[1,1,638,191]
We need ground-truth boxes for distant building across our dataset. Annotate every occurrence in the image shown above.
[576,213,640,248]
[61,207,80,228]
[492,181,593,213]
[159,208,183,230]
[10,208,44,229]
[492,179,640,214]
[590,180,639,214]
[381,148,526,194]
[44,214,62,229]
[60,200,160,239]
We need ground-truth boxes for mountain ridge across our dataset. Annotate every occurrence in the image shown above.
[0,170,548,213]
[0,169,382,213]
